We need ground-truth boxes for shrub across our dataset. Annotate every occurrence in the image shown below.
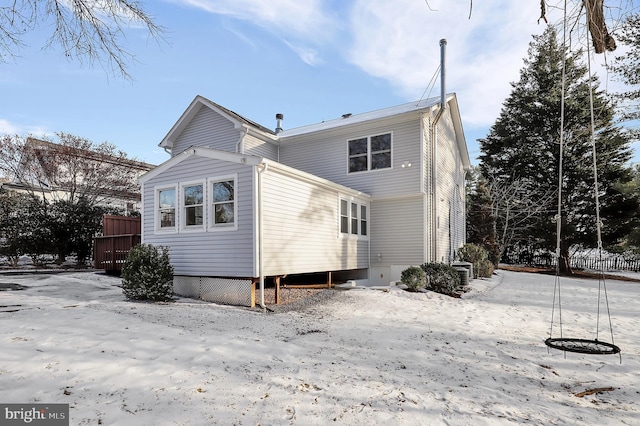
[400,266,427,291]
[420,262,460,295]
[458,243,493,278]
[121,244,174,302]
[477,259,495,278]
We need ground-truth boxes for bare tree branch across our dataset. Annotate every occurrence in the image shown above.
[0,1,164,79]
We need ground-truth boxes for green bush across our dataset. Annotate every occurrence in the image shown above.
[420,262,460,295]
[400,266,427,291]
[457,243,493,278]
[121,244,174,302]
[477,259,495,278]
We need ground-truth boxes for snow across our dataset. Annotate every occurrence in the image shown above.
[1,269,639,425]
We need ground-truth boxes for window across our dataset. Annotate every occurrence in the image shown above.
[350,202,358,235]
[339,197,368,237]
[348,133,392,173]
[211,178,235,227]
[157,188,176,230]
[340,199,349,234]
[183,183,204,228]
[360,205,367,236]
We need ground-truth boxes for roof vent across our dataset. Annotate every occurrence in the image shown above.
[275,113,284,134]
[342,113,352,119]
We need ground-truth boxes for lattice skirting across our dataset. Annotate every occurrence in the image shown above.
[173,276,255,307]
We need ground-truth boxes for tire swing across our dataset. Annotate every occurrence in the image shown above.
[545,2,620,360]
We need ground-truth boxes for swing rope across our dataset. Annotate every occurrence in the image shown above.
[548,0,569,346]
[585,17,619,359]
[545,0,620,359]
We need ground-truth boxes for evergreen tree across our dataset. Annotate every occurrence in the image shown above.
[609,13,640,133]
[466,172,500,265]
[479,27,638,273]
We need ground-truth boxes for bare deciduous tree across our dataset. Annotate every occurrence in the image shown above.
[0,133,149,207]
[486,177,557,263]
[0,0,163,78]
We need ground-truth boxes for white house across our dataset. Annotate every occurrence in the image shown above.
[139,94,471,306]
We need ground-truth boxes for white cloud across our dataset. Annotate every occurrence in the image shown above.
[0,119,51,138]
[347,0,548,127]
[172,0,337,64]
[0,119,20,134]
[284,40,322,66]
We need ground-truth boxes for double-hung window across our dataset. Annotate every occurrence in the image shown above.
[182,182,204,229]
[340,197,368,237]
[211,177,236,229]
[154,175,237,234]
[157,187,177,231]
[348,132,392,173]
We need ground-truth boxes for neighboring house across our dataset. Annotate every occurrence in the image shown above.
[140,94,471,305]
[0,137,154,213]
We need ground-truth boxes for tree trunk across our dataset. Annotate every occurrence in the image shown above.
[558,243,573,275]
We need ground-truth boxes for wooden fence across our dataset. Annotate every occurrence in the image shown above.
[102,214,141,236]
[93,234,141,272]
[93,215,141,272]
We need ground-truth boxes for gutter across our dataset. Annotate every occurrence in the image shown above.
[236,126,249,153]
[256,162,269,310]
[431,38,447,262]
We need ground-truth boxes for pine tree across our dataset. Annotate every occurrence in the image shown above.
[478,27,638,273]
[609,13,640,130]
[466,172,500,265]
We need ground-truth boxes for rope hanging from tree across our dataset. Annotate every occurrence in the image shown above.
[545,0,621,360]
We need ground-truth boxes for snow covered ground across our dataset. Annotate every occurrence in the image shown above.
[1,269,638,425]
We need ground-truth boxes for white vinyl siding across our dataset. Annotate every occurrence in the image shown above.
[435,112,466,262]
[370,195,426,266]
[171,106,239,156]
[243,133,278,160]
[142,156,255,277]
[280,116,421,198]
[261,168,369,276]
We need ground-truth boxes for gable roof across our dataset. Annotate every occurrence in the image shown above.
[159,95,276,149]
[279,94,471,170]
[159,94,471,170]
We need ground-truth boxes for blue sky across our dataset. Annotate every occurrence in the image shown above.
[0,0,633,166]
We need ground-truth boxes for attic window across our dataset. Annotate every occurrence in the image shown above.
[348,133,392,173]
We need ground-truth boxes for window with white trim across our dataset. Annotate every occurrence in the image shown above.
[182,182,204,229]
[340,197,368,237]
[211,177,236,228]
[348,132,392,173]
[157,187,177,231]
[340,199,349,234]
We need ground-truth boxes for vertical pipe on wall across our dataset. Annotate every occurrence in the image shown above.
[257,163,269,310]
[431,39,447,262]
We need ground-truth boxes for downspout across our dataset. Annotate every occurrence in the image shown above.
[431,38,447,262]
[257,162,269,310]
[236,126,249,154]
